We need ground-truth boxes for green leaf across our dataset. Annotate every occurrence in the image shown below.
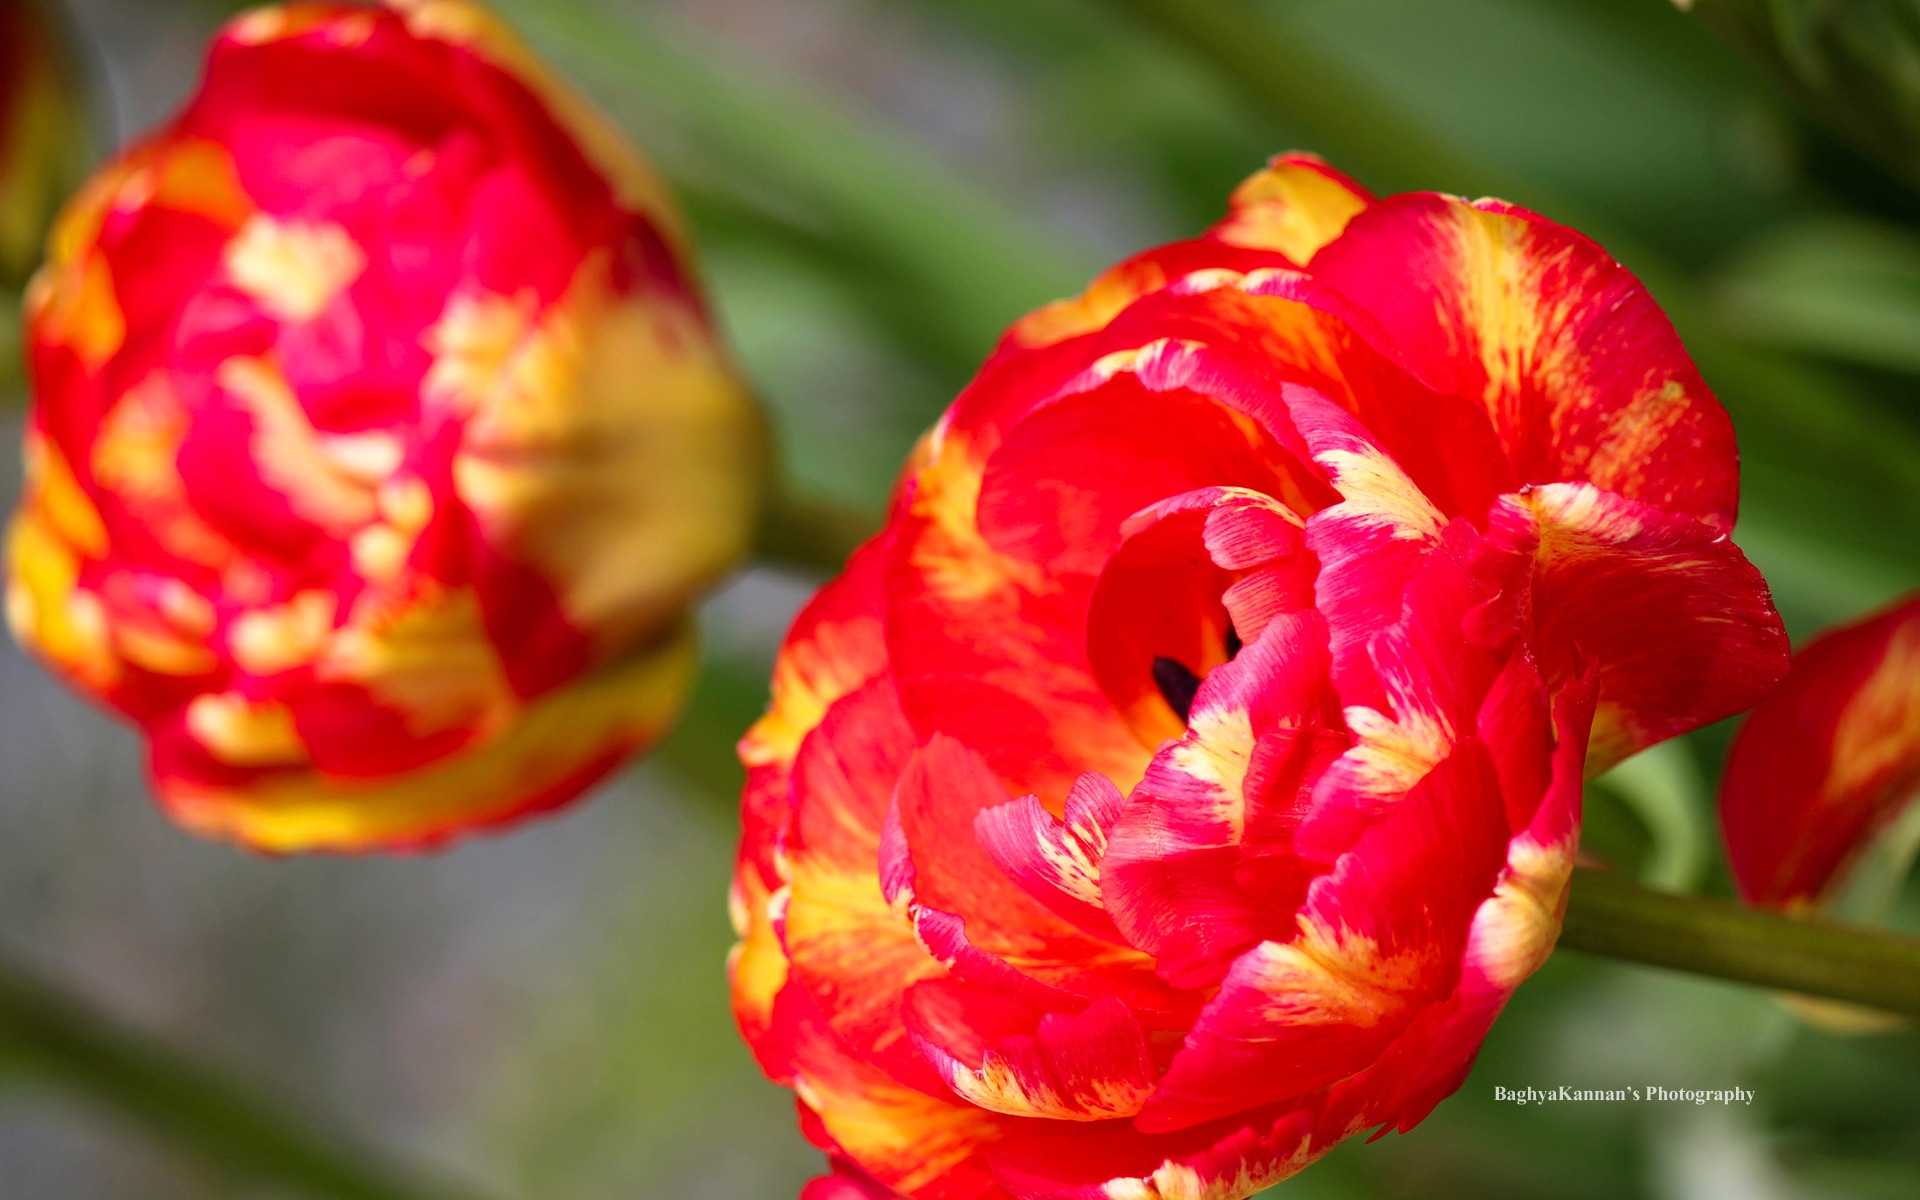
[1715,215,1920,373]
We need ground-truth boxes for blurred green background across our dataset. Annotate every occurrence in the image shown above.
[3,0,1920,1197]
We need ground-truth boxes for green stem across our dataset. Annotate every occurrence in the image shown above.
[1559,869,1920,1018]
[0,963,490,1200]
[753,483,879,576]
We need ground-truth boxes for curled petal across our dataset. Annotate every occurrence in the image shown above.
[1085,485,1312,746]
[908,982,1157,1122]
[1290,389,1446,713]
[975,774,1128,944]
[892,737,1171,1012]
[1721,595,1920,908]
[1136,737,1510,1133]
[1472,482,1788,771]
[1103,611,1345,988]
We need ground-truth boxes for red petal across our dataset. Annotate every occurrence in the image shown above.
[802,1162,910,1200]
[907,982,1158,1121]
[893,737,1172,1011]
[1289,389,1448,715]
[975,774,1129,943]
[789,991,1019,1200]
[1308,193,1740,531]
[986,1102,1327,1200]
[1135,737,1510,1133]
[782,680,947,1093]
[1331,668,1593,1136]
[1297,522,1496,862]
[1721,595,1920,908]
[1472,482,1788,772]
[1102,611,1345,988]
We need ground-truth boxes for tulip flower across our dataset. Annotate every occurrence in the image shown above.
[1721,595,1920,914]
[7,0,765,852]
[1,0,89,286]
[731,154,1788,1198]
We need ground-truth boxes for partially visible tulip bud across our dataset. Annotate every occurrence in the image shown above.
[7,0,765,852]
[1722,595,1920,914]
[1,0,89,286]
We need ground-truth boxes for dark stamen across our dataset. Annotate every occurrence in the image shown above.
[1225,623,1244,661]
[1152,656,1203,723]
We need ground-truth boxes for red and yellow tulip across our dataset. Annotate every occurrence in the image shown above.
[731,155,1789,1199]
[7,0,764,852]
[1722,595,1920,913]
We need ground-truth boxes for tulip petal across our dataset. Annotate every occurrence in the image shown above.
[1308,193,1740,531]
[908,981,1158,1122]
[146,619,696,851]
[1297,522,1494,861]
[892,737,1172,1011]
[1103,610,1346,988]
[885,441,1150,805]
[1721,596,1920,908]
[975,774,1128,944]
[783,680,948,1093]
[1210,153,1374,262]
[1136,735,1509,1133]
[986,1103,1326,1200]
[1289,389,1447,716]
[1083,486,1309,747]
[790,993,1018,1200]
[1473,482,1788,771]
[1329,668,1591,1135]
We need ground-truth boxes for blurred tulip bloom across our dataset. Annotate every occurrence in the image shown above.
[1,0,89,286]
[7,0,765,852]
[731,155,1788,1199]
[1722,596,1920,913]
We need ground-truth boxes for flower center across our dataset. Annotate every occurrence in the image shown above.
[1152,624,1244,723]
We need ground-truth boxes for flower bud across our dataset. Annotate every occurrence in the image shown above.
[8,0,764,851]
[1721,595,1920,913]
[1,0,90,286]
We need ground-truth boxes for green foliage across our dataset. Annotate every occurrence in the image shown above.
[1689,0,1920,192]
[1714,214,1920,372]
